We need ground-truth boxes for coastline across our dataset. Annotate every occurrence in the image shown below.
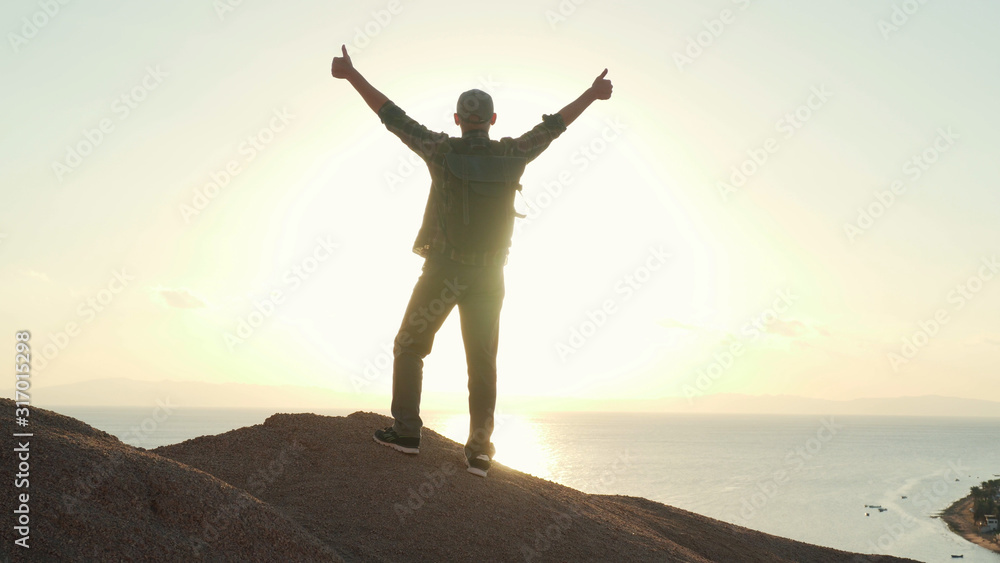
[940,494,1000,555]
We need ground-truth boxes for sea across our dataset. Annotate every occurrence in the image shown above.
[56,407,1000,563]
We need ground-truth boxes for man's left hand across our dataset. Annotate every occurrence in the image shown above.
[590,69,613,100]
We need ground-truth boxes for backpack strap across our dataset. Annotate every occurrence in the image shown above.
[463,176,470,225]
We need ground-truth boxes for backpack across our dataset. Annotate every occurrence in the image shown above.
[440,152,528,254]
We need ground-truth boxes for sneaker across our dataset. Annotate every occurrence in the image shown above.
[373,426,419,454]
[466,453,491,477]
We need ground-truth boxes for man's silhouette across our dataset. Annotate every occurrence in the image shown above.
[331,45,612,477]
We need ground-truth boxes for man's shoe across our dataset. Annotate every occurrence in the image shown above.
[373,426,420,454]
[466,453,491,477]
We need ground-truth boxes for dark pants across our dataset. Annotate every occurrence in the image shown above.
[390,256,504,459]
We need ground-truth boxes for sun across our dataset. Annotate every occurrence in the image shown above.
[427,412,553,480]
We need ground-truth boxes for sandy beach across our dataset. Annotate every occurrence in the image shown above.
[940,494,1000,555]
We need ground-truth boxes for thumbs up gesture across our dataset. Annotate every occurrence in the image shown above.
[590,69,613,100]
[331,44,355,79]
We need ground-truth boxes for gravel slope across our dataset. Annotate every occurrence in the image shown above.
[0,400,919,562]
[154,410,917,563]
[0,399,343,562]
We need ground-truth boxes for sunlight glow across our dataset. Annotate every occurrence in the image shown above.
[427,412,553,480]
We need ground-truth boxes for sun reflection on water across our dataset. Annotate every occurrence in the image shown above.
[424,412,552,481]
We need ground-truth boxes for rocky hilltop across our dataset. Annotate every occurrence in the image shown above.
[1,400,916,562]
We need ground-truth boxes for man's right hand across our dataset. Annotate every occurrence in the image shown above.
[590,69,613,100]
[331,44,355,79]
[332,43,390,113]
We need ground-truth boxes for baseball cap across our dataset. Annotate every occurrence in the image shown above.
[456,89,494,124]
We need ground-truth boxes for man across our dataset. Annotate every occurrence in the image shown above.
[331,45,612,477]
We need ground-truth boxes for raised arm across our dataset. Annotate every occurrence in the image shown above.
[331,44,389,114]
[557,69,613,127]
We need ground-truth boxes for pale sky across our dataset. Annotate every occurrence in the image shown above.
[2,0,999,408]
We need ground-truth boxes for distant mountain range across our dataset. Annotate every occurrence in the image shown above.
[33,378,1000,417]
